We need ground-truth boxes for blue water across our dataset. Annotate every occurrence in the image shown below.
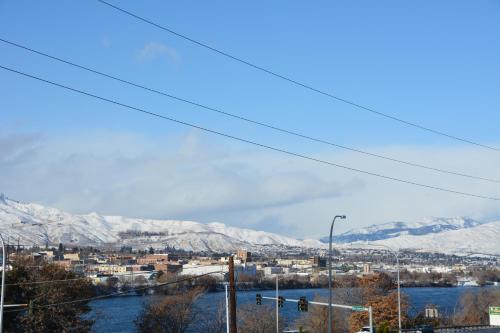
[88,287,492,333]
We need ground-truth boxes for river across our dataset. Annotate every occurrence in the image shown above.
[88,286,492,332]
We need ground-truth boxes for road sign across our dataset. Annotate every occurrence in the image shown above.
[490,307,500,315]
[352,306,365,312]
[490,306,500,326]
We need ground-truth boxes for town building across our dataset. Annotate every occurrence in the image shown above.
[236,250,251,263]
[313,256,327,268]
[137,254,169,265]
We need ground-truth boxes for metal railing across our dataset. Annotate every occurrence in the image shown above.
[435,325,498,333]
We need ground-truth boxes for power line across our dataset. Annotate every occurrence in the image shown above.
[6,277,88,287]
[97,0,500,153]
[5,270,157,286]
[1,65,499,201]
[1,38,498,184]
[5,270,225,313]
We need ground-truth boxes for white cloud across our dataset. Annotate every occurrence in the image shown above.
[137,41,180,64]
[1,130,499,239]
[100,37,112,49]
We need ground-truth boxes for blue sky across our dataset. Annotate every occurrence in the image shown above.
[1,1,500,238]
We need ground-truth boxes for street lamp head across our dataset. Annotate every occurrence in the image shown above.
[338,215,346,219]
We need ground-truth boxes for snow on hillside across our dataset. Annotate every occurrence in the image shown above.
[323,217,484,244]
[1,194,498,254]
[371,220,500,255]
[0,194,322,252]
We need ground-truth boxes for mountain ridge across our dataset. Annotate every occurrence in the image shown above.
[1,194,498,254]
[322,217,485,243]
[371,220,500,255]
[0,194,323,252]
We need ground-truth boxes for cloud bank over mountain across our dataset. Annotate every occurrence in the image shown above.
[0,129,499,238]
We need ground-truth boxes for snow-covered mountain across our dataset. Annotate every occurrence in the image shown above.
[327,217,500,255]
[322,217,484,243]
[372,221,500,255]
[0,194,322,252]
[2,194,498,255]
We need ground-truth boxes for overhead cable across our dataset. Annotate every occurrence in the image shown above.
[1,65,498,201]
[5,270,225,313]
[1,38,498,183]
[97,0,500,153]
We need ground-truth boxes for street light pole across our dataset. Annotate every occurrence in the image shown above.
[396,253,401,333]
[328,215,346,333]
[0,234,6,333]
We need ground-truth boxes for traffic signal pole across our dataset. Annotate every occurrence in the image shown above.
[369,306,373,333]
[260,295,373,333]
[228,256,237,333]
[261,296,367,310]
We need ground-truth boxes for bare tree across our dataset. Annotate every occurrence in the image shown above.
[237,303,283,333]
[198,300,227,333]
[134,287,204,333]
[453,289,500,325]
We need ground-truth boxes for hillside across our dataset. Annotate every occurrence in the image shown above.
[322,217,484,243]
[372,220,500,255]
[331,217,500,255]
[2,194,498,255]
[0,194,322,252]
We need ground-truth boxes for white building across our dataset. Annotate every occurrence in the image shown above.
[235,263,256,278]
[181,263,228,280]
[263,267,283,276]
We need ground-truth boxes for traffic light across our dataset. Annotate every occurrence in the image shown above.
[278,296,285,308]
[298,296,308,312]
[256,293,262,305]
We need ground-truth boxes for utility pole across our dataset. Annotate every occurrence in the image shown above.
[369,306,373,333]
[228,256,237,333]
[225,283,230,333]
[276,275,279,333]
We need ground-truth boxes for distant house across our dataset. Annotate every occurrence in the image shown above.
[456,278,479,287]
[181,263,228,279]
[263,266,283,276]
[95,264,127,274]
[154,263,182,274]
[236,250,252,263]
[312,256,327,268]
[235,263,256,279]
[37,251,54,261]
[63,253,80,261]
